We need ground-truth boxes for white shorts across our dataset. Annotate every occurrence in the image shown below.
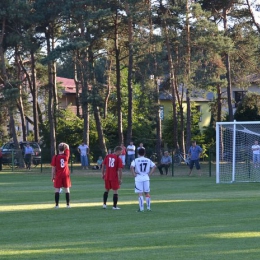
[135,180,150,193]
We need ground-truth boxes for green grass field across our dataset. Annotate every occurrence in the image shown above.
[1,165,260,260]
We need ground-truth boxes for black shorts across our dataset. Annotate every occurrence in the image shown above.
[189,159,200,170]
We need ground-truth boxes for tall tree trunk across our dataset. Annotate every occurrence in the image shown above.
[114,10,124,144]
[0,17,6,82]
[162,19,178,149]
[93,105,107,156]
[18,52,40,142]
[223,8,233,121]
[217,84,222,122]
[176,79,185,154]
[186,89,191,151]
[185,0,191,152]
[126,3,133,145]
[46,31,56,156]
[51,32,58,128]
[15,46,27,141]
[0,18,21,165]
[155,77,162,160]
[74,51,81,117]
[30,50,39,142]
[79,21,89,145]
[246,0,260,33]
[104,57,112,119]
[10,112,24,168]
[89,48,107,156]
[81,64,89,145]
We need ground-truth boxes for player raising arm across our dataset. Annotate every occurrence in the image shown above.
[51,142,71,208]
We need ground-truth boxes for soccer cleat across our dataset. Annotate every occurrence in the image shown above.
[137,209,144,212]
[147,209,152,212]
[54,206,59,209]
[66,205,71,208]
[103,204,107,209]
[112,207,120,210]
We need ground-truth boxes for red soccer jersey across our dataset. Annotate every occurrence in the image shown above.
[51,149,70,177]
[121,146,126,155]
[103,154,123,181]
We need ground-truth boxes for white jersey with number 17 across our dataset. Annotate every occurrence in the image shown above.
[131,156,155,182]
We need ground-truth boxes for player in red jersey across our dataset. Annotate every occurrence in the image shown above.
[51,142,71,208]
[102,146,123,210]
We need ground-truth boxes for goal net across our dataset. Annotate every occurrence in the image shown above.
[216,121,260,183]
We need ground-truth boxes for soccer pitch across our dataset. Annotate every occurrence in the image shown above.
[1,169,260,260]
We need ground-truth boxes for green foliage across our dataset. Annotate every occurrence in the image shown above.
[100,68,157,151]
[202,121,216,157]
[1,0,260,162]
[163,103,206,151]
[234,93,260,121]
[41,109,84,149]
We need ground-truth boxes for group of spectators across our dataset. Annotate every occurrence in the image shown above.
[119,140,202,176]
[77,140,203,177]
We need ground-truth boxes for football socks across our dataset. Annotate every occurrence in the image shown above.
[103,191,108,205]
[66,192,70,206]
[139,196,144,211]
[146,195,151,210]
[113,194,118,208]
[55,192,59,206]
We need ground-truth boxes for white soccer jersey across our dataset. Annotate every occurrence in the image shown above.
[252,145,260,154]
[131,156,155,181]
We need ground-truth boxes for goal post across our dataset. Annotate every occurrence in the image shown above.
[216,121,260,183]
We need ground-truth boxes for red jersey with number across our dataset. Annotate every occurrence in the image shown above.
[103,154,123,181]
[51,149,71,188]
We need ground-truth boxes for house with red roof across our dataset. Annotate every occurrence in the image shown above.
[57,77,82,115]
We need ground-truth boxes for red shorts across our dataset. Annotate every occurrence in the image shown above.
[54,175,71,188]
[105,180,120,190]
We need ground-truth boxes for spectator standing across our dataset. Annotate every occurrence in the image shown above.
[119,143,127,167]
[0,148,2,171]
[137,143,145,157]
[131,148,156,212]
[102,146,123,209]
[51,142,71,208]
[157,151,172,175]
[78,142,89,169]
[252,140,260,168]
[127,141,136,167]
[24,143,34,170]
[188,141,203,176]
[137,143,145,151]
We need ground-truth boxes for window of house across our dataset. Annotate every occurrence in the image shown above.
[234,91,247,107]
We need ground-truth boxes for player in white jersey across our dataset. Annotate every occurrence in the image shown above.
[130,148,156,212]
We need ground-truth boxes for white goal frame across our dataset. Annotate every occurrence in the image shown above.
[216,121,260,183]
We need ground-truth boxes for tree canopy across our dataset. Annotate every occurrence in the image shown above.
[0,0,260,159]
